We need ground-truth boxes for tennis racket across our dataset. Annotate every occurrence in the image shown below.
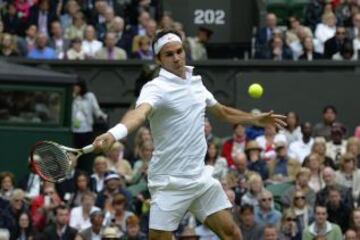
[30,141,94,183]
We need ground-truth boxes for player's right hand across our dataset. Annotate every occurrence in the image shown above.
[92,132,116,152]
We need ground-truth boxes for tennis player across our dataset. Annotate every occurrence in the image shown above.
[93,30,286,240]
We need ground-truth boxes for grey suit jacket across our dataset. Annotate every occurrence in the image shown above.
[95,47,127,60]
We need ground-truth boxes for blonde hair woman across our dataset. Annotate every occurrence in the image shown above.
[241,173,264,207]
[0,33,19,56]
[133,126,152,159]
[310,137,335,169]
[347,137,360,168]
[90,156,108,193]
[106,141,132,182]
[335,153,360,200]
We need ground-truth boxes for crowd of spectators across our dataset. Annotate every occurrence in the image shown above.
[0,0,213,61]
[1,104,360,239]
[255,0,360,61]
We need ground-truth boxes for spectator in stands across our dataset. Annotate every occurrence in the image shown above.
[347,137,360,167]
[0,171,15,201]
[290,190,314,232]
[69,191,100,231]
[14,0,32,24]
[67,37,86,60]
[16,24,37,56]
[261,34,293,60]
[131,140,153,184]
[239,204,263,240]
[27,32,57,59]
[350,208,360,237]
[333,38,358,60]
[81,25,102,59]
[314,105,339,141]
[88,0,109,27]
[0,33,19,57]
[96,6,114,40]
[122,215,147,240]
[229,152,254,183]
[18,160,42,200]
[110,16,132,54]
[245,141,268,180]
[29,0,57,37]
[90,156,108,193]
[204,118,222,147]
[132,18,157,54]
[103,193,134,233]
[132,35,153,60]
[60,0,80,30]
[14,212,38,240]
[256,13,278,50]
[299,36,324,60]
[304,153,324,193]
[324,26,348,58]
[326,124,347,165]
[316,166,353,208]
[286,17,313,60]
[42,205,78,240]
[335,153,360,200]
[31,184,62,231]
[95,32,127,59]
[133,127,152,160]
[345,229,358,240]
[101,225,123,239]
[79,209,105,240]
[268,141,300,182]
[186,26,212,61]
[65,11,87,40]
[129,10,151,38]
[222,124,247,167]
[241,173,264,207]
[256,124,287,161]
[159,13,174,31]
[205,142,228,180]
[279,209,301,240]
[2,3,22,36]
[95,173,132,210]
[279,111,302,144]
[289,122,314,164]
[254,190,281,226]
[302,205,342,239]
[282,168,316,208]
[49,21,70,59]
[106,142,132,182]
[326,186,351,231]
[336,0,359,27]
[310,137,335,169]
[263,224,279,240]
[304,0,324,31]
[315,12,337,54]
[68,171,91,207]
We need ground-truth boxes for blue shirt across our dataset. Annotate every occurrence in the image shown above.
[273,157,288,176]
[27,47,57,59]
[254,207,282,226]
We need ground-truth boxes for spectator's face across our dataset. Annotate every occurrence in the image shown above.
[145,21,157,39]
[353,211,360,228]
[207,144,217,158]
[335,27,346,41]
[85,27,96,40]
[315,206,327,225]
[290,17,300,30]
[324,15,336,27]
[51,23,62,37]
[39,0,49,11]
[138,11,151,26]
[2,35,12,48]
[234,155,247,172]
[345,230,357,240]
[266,14,277,28]
[343,159,355,172]
[113,201,125,212]
[8,4,17,15]
[264,124,276,136]
[91,215,104,228]
[1,176,13,190]
[349,142,360,154]
[27,25,38,38]
[286,112,297,128]
[241,209,254,226]
[313,142,326,155]
[272,37,283,49]
[140,146,153,161]
[19,213,30,229]
[107,147,121,161]
[323,108,336,124]
[276,146,287,158]
[234,124,245,138]
[353,14,360,28]
[36,34,48,48]
[95,1,107,14]
[263,228,278,240]
[94,160,107,173]
[308,155,320,170]
[112,18,124,32]
[293,192,306,208]
[105,34,116,48]
[11,195,24,211]
[140,129,152,141]
[158,42,186,77]
[82,195,94,209]
[259,193,272,210]
[56,209,69,226]
[322,169,334,185]
[250,179,262,192]
[67,0,79,15]
[140,39,151,51]
[204,121,212,136]
[127,224,140,237]
[328,190,341,206]
[106,179,119,191]
[160,15,173,30]
[73,41,82,52]
[76,175,88,190]
[301,123,312,138]
[297,173,309,187]
[248,149,260,161]
[105,8,115,22]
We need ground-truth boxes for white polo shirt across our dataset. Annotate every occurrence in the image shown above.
[136,66,217,178]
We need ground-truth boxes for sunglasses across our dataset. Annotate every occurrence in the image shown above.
[286,218,295,221]
[261,198,272,202]
[295,196,305,200]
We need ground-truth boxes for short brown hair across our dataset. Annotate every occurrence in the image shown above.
[112,193,126,205]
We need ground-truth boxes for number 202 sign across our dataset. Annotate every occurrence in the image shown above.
[194,9,225,25]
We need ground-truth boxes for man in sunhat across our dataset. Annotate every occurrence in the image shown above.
[245,141,269,180]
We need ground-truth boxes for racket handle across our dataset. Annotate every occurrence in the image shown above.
[82,144,95,154]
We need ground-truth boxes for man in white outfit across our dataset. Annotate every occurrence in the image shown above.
[93,30,286,240]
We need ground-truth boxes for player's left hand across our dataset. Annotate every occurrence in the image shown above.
[253,111,287,129]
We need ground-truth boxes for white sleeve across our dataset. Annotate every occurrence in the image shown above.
[136,82,164,109]
[202,84,218,107]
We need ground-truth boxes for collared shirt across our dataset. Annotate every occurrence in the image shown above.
[289,138,314,164]
[136,66,217,178]
[254,207,282,226]
[82,40,102,58]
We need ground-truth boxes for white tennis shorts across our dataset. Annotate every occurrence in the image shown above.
[148,166,232,231]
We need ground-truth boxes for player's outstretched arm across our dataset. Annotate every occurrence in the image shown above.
[208,103,286,129]
[92,103,152,151]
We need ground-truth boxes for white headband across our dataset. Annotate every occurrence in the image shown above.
[153,33,182,55]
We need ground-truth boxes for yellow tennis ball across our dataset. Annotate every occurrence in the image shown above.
[248,83,263,99]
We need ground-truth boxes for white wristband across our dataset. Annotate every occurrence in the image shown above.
[107,123,128,140]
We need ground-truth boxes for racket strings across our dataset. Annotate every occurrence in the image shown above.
[32,143,70,181]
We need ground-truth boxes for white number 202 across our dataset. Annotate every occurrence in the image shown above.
[194,9,225,25]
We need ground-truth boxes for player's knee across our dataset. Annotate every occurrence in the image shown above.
[149,229,172,240]
[222,222,238,238]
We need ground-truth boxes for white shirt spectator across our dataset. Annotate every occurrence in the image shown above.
[70,206,100,231]
[256,134,287,160]
[279,126,302,144]
[314,23,336,53]
[82,39,103,58]
[289,138,314,164]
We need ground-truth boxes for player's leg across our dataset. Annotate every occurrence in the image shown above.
[149,229,173,240]
[204,209,242,240]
